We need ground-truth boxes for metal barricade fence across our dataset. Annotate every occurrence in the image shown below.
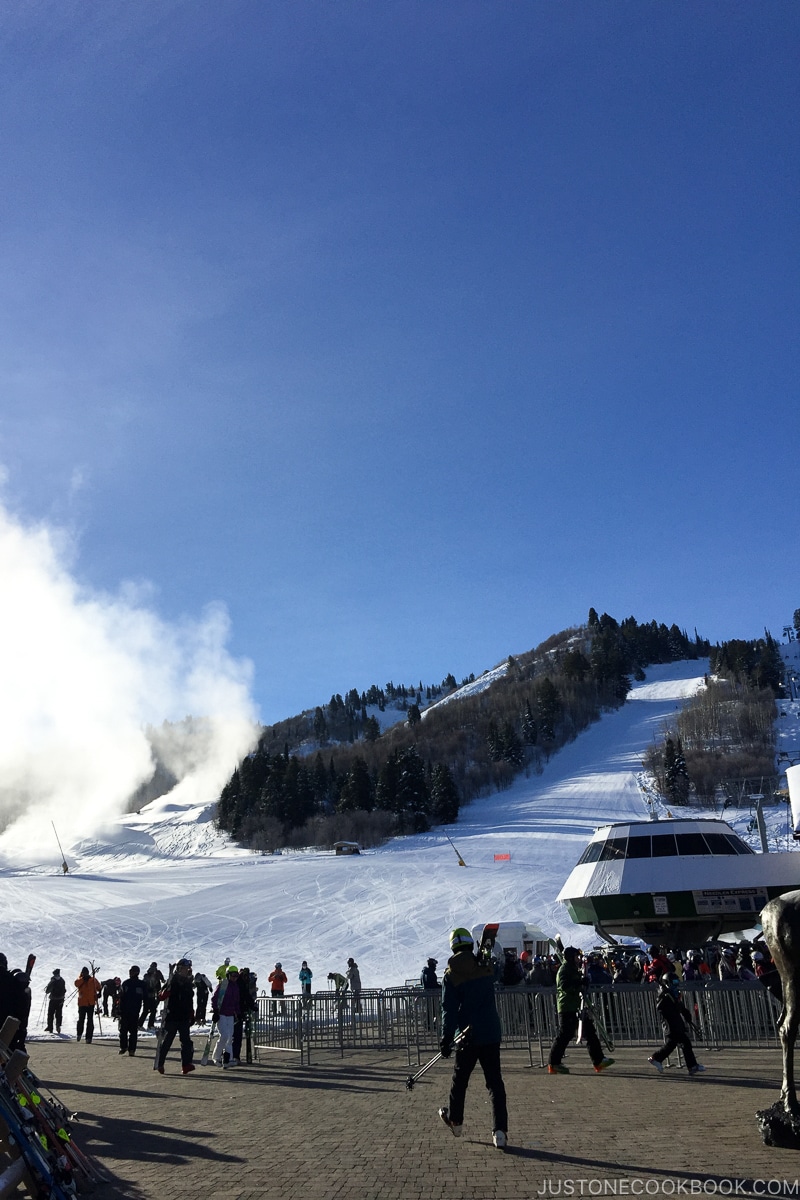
[250,981,781,1070]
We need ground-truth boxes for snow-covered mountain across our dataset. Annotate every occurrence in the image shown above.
[3,655,799,1042]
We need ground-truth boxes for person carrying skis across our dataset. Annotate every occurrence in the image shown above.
[75,967,101,1043]
[548,946,614,1075]
[211,964,241,1067]
[215,957,231,981]
[648,972,705,1076]
[118,966,146,1056]
[45,968,66,1034]
[438,927,509,1150]
[156,958,196,1075]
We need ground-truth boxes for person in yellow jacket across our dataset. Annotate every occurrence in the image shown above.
[74,967,101,1043]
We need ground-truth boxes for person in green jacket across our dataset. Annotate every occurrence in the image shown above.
[548,946,614,1075]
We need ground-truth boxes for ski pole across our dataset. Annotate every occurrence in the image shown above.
[405,1026,470,1091]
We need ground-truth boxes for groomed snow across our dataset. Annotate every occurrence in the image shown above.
[3,655,799,1041]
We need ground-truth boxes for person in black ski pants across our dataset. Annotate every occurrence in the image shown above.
[118,966,146,1056]
[438,927,509,1150]
[45,968,66,1033]
[139,962,165,1029]
[648,973,705,1076]
[231,967,258,1065]
[156,959,196,1075]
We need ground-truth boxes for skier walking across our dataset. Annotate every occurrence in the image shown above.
[211,964,241,1067]
[118,966,146,1056]
[44,968,66,1034]
[156,958,196,1075]
[548,946,614,1075]
[648,973,705,1076]
[438,927,509,1150]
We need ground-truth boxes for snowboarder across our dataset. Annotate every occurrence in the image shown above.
[44,968,66,1034]
[74,967,101,1043]
[118,966,146,1056]
[437,927,508,1150]
[548,946,614,1075]
[156,958,196,1075]
[648,973,705,1076]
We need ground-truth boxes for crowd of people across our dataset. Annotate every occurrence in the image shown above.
[0,952,365,1074]
[479,939,782,998]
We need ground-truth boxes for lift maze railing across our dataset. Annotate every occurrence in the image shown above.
[251,980,782,1068]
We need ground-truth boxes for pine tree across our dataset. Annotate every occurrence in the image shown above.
[430,763,460,824]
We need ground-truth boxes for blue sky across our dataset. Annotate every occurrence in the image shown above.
[1,2,798,725]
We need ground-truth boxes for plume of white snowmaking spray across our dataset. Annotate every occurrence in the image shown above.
[0,499,259,864]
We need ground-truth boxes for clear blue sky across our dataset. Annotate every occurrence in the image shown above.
[1,2,798,725]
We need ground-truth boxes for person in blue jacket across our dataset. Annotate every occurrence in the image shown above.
[437,927,508,1150]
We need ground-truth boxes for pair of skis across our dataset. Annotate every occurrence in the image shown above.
[0,954,107,1195]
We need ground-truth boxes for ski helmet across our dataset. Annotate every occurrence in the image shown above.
[450,927,474,951]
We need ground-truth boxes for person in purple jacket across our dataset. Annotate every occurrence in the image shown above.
[211,965,241,1068]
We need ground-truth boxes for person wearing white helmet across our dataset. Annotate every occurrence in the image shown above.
[438,927,509,1151]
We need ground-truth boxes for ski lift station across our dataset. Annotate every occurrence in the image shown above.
[557,817,800,948]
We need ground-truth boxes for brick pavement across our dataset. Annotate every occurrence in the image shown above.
[25,1039,800,1200]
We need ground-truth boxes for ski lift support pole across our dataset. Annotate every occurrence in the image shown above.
[52,821,69,874]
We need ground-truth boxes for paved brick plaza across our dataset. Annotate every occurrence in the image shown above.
[27,1040,800,1200]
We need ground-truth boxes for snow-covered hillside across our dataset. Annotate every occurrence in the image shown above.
[2,654,799,1043]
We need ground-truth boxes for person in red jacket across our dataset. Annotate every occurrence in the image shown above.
[74,967,101,1043]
